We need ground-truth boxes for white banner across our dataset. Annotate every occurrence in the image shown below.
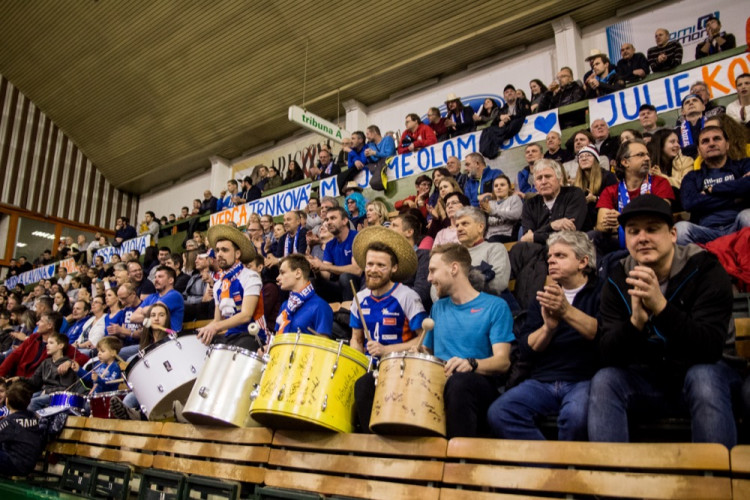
[4,264,56,289]
[605,0,747,66]
[319,108,562,198]
[210,183,313,227]
[95,234,152,264]
[589,52,748,127]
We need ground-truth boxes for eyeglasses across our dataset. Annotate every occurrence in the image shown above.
[626,152,649,159]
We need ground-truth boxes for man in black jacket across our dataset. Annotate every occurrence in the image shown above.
[588,195,741,448]
[584,54,625,99]
[615,43,650,83]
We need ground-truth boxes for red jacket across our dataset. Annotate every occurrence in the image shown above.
[701,227,750,292]
[0,332,89,378]
[398,124,437,154]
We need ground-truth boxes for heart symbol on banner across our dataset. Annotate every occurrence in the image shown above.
[534,113,557,134]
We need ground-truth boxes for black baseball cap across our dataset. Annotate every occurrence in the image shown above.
[617,194,674,227]
[638,103,656,113]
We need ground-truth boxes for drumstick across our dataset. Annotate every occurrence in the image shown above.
[416,318,434,350]
[350,280,372,342]
[63,360,104,392]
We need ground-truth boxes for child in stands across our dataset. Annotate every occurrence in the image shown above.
[16,333,79,412]
[72,337,123,395]
[0,381,45,476]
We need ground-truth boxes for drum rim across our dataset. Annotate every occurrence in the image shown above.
[124,332,202,376]
[88,390,129,399]
[48,391,85,398]
[210,343,265,361]
[380,351,446,366]
[268,339,368,368]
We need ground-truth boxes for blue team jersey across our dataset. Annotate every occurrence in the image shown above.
[276,293,334,336]
[350,283,427,353]
[77,361,123,394]
[323,230,357,267]
[424,292,513,360]
[64,317,91,343]
[141,289,184,331]
[117,306,141,346]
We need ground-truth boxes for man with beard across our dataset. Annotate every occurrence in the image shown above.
[130,266,185,333]
[196,225,266,350]
[349,227,427,431]
[274,254,333,337]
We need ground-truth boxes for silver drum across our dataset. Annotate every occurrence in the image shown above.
[182,344,266,427]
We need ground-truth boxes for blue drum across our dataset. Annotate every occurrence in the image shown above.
[36,391,86,417]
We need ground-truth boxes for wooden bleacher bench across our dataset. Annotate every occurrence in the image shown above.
[261,430,446,500]
[735,317,750,359]
[76,418,163,468]
[731,446,750,500]
[441,438,732,499]
[153,422,272,485]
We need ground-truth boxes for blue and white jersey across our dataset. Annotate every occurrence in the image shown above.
[350,283,427,354]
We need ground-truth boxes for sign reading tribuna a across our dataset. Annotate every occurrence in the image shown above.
[288,105,350,143]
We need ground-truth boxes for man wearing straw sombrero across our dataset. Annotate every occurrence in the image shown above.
[349,226,428,431]
[196,224,266,350]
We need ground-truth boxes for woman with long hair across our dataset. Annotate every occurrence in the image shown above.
[647,129,694,189]
[427,167,451,212]
[480,175,523,243]
[283,160,305,185]
[529,79,551,113]
[704,114,750,161]
[473,98,501,129]
[140,303,172,351]
[572,146,618,230]
[427,177,462,239]
[365,200,390,228]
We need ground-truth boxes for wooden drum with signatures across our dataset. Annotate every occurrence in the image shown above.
[370,351,447,437]
[250,333,369,433]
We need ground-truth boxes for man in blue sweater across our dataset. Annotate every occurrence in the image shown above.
[463,153,503,207]
[487,231,601,441]
[677,126,750,245]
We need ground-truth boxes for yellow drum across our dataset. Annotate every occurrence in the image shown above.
[250,333,368,433]
[370,351,447,437]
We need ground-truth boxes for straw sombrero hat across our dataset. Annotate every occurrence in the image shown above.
[352,226,417,283]
[207,224,256,264]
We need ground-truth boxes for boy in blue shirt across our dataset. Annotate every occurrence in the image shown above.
[72,336,123,395]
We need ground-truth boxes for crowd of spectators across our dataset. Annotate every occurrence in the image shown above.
[0,22,748,472]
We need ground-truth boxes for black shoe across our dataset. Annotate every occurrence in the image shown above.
[110,396,143,421]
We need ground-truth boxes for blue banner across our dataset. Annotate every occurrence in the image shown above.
[4,264,56,289]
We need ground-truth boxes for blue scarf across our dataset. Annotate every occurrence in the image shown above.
[617,176,652,248]
[679,117,704,147]
[284,227,301,256]
[596,69,616,83]
[285,282,315,313]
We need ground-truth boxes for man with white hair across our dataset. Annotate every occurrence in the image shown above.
[520,160,587,244]
[488,231,602,441]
